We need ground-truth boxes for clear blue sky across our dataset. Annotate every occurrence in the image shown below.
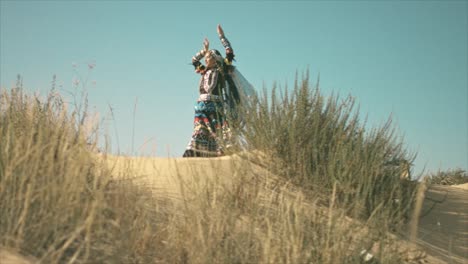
[1,1,467,175]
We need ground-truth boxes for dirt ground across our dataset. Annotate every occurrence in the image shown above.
[409,183,468,264]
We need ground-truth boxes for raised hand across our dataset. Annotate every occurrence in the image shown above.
[217,24,225,37]
[203,38,210,53]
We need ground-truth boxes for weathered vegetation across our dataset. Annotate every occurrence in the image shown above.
[0,74,431,263]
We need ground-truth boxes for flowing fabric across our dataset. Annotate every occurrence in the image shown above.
[183,66,256,157]
[229,67,256,103]
[224,67,257,150]
[224,67,256,120]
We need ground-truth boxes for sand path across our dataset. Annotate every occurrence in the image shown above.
[411,184,468,264]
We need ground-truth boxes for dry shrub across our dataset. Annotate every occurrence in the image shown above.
[238,72,419,230]
[0,87,162,263]
[0,75,423,263]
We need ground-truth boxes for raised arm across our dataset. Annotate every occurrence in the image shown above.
[217,24,235,64]
[192,38,210,73]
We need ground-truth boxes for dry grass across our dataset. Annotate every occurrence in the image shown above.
[0,75,426,263]
[105,154,402,264]
[426,168,468,186]
[237,73,419,231]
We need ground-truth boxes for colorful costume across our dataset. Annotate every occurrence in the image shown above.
[183,32,256,157]
[183,35,235,157]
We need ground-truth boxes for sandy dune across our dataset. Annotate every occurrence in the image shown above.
[105,154,245,199]
[4,155,464,263]
[0,248,37,264]
[104,154,467,264]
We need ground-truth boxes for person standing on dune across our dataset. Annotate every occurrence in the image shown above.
[183,24,237,157]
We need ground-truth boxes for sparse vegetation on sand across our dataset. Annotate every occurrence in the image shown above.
[1,74,431,263]
[426,168,468,186]
[238,72,418,228]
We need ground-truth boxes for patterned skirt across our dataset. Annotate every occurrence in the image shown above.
[183,101,231,157]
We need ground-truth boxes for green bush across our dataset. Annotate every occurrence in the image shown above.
[239,72,418,228]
